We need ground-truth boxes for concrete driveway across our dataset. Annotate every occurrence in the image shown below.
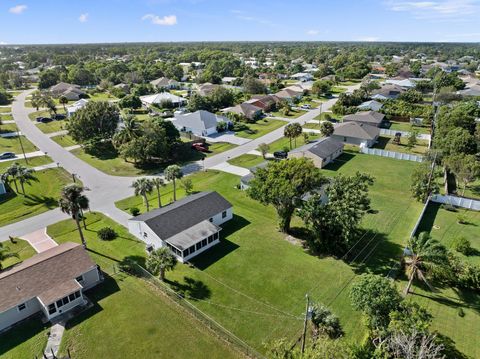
[205,131,251,145]
[22,228,58,253]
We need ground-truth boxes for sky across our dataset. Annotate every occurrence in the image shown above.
[1,0,480,44]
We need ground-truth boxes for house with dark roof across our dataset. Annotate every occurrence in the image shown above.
[150,77,179,89]
[50,82,86,100]
[331,122,380,148]
[128,191,233,262]
[288,137,344,168]
[371,83,405,100]
[343,111,385,128]
[222,103,263,121]
[247,95,281,112]
[0,242,101,332]
[275,88,303,102]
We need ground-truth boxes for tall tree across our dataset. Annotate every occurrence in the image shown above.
[247,158,325,232]
[59,95,68,111]
[59,184,90,248]
[146,247,178,281]
[445,154,480,196]
[113,115,142,148]
[310,304,343,340]
[0,242,19,270]
[151,177,165,208]
[320,121,334,137]
[165,165,183,201]
[403,232,449,296]
[132,178,154,212]
[410,162,439,203]
[16,165,37,195]
[1,162,20,192]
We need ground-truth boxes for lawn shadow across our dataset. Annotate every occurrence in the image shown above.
[452,287,480,314]
[322,152,355,171]
[435,334,470,359]
[190,214,249,270]
[165,276,211,300]
[414,202,440,236]
[23,194,58,208]
[0,315,48,357]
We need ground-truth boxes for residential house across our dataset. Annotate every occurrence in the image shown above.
[275,88,303,102]
[458,84,480,97]
[331,122,380,148]
[371,84,405,100]
[197,83,220,96]
[113,83,130,94]
[50,82,86,101]
[140,93,186,108]
[66,99,89,117]
[247,95,281,112]
[290,72,314,82]
[289,137,344,168]
[222,77,238,84]
[171,110,231,136]
[358,100,383,112]
[222,103,263,121]
[0,242,101,332]
[128,191,233,263]
[150,77,179,89]
[343,111,386,128]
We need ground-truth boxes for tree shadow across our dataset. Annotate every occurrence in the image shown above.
[165,276,211,300]
[414,202,440,236]
[322,152,356,171]
[435,334,470,359]
[190,214,250,270]
[0,314,48,357]
[23,194,58,208]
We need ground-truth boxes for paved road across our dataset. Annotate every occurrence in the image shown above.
[1,84,359,241]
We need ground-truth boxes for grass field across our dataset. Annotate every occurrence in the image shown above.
[0,107,11,113]
[388,121,430,135]
[374,136,429,155]
[36,120,67,134]
[0,319,49,359]
[235,119,285,139]
[28,109,67,121]
[269,109,306,119]
[0,155,53,172]
[0,239,37,269]
[0,135,37,154]
[0,114,13,121]
[227,154,265,169]
[0,123,18,134]
[50,134,78,148]
[0,168,75,227]
[88,92,117,102]
[265,133,320,153]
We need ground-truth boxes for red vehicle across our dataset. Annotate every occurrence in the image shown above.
[191,142,209,152]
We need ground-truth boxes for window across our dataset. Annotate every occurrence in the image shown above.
[76,275,83,283]
[74,291,81,299]
[17,303,26,311]
[56,300,63,308]
[201,239,207,246]
[183,249,188,257]
[69,293,76,301]
[343,137,347,142]
[222,211,227,219]
[196,242,202,250]
[208,235,214,244]
[188,245,195,255]
[143,232,148,238]
[48,303,56,315]
[214,232,219,240]
[62,297,69,306]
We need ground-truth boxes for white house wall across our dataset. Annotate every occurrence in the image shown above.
[0,297,42,332]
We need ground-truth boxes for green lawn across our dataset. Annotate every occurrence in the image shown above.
[269,109,306,119]
[88,92,117,102]
[114,154,430,352]
[374,136,429,155]
[36,120,67,134]
[297,100,321,109]
[227,154,265,169]
[0,135,37,154]
[0,168,75,226]
[0,107,11,113]
[0,123,18,134]
[0,319,49,359]
[235,119,285,139]
[207,142,237,156]
[0,114,13,122]
[265,134,320,153]
[0,239,37,269]
[51,134,78,148]
[28,109,67,122]
[389,121,430,135]
[46,213,241,359]
[331,86,347,94]
[0,155,53,172]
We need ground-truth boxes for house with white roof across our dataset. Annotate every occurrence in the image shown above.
[66,99,89,117]
[290,72,313,82]
[170,110,231,136]
[140,93,186,108]
[358,100,383,112]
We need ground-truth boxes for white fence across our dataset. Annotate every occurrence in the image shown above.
[431,194,480,211]
[360,147,424,162]
[380,128,431,141]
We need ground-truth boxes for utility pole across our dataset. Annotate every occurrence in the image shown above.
[301,294,309,355]
[17,131,28,164]
[318,103,322,129]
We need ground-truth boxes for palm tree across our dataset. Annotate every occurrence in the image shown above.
[16,165,37,195]
[1,162,21,193]
[290,122,303,148]
[165,165,183,201]
[59,96,68,111]
[0,242,19,270]
[113,115,142,148]
[30,90,42,111]
[59,184,90,248]
[151,177,165,208]
[284,124,295,150]
[146,247,177,281]
[132,178,154,212]
[403,232,448,296]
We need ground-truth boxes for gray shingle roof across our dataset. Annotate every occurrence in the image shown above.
[130,191,232,242]
[343,111,385,126]
[333,122,380,140]
[173,110,229,131]
[290,137,344,159]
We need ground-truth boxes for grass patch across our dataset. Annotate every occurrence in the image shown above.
[0,318,49,359]
[88,92,117,102]
[235,119,285,139]
[206,142,237,156]
[0,107,11,113]
[0,123,18,134]
[0,239,37,269]
[0,135,37,154]
[265,134,320,153]
[331,86,347,94]
[28,109,66,121]
[227,154,265,169]
[51,134,78,148]
[374,136,429,155]
[36,120,67,134]
[389,121,430,135]
[0,114,13,121]
[269,109,306,119]
[0,168,76,226]
[0,155,53,172]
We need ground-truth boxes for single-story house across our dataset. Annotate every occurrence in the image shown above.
[128,191,233,263]
[171,110,231,136]
[247,95,281,112]
[290,72,313,82]
[458,84,480,97]
[358,100,383,112]
[50,82,86,100]
[0,242,101,332]
[66,99,89,117]
[222,77,238,84]
[385,78,426,89]
[288,137,344,168]
[150,77,179,89]
[197,83,220,96]
[113,83,130,93]
[140,93,186,107]
[343,111,385,128]
[331,122,380,148]
[371,84,405,100]
[275,88,303,102]
[240,162,269,190]
[222,103,263,121]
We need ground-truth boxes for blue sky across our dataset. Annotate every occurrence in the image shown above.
[1,0,480,44]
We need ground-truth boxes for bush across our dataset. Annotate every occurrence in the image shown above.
[457,214,468,224]
[130,207,140,216]
[458,308,465,317]
[442,204,457,212]
[97,227,118,241]
[452,237,472,255]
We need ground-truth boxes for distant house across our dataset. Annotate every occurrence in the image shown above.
[150,77,179,89]
[275,88,303,102]
[289,137,344,168]
[171,110,231,136]
[331,122,380,148]
[371,84,405,100]
[128,191,233,263]
[0,242,102,332]
[290,72,313,82]
[247,95,281,112]
[66,99,89,117]
[113,83,130,94]
[197,83,220,96]
[222,103,263,121]
[343,111,386,128]
[50,82,86,101]
[221,77,237,84]
[358,100,383,112]
[458,84,480,97]
[140,93,186,107]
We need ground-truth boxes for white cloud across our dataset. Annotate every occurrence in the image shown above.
[357,36,380,42]
[141,14,177,26]
[79,13,89,23]
[306,29,320,36]
[386,0,480,19]
[0,41,8,45]
[9,4,27,14]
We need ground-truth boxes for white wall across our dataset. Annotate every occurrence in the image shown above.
[0,297,42,332]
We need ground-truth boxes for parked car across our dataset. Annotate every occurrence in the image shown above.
[0,152,16,160]
[301,104,311,109]
[273,151,288,159]
[54,114,66,120]
[36,117,52,123]
[191,143,209,152]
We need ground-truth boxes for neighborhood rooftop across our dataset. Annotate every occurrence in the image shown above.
[290,137,344,159]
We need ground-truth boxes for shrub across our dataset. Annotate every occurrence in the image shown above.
[457,214,468,224]
[442,204,457,212]
[452,237,472,255]
[458,308,465,317]
[97,227,118,241]
[130,207,140,216]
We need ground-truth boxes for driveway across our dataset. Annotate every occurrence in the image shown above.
[21,228,58,253]
[204,131,251,145]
